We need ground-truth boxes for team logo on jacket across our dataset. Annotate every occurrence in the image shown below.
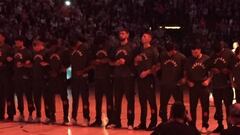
[164,59,178,67]
[14,53,23,60]
[96,50,108,57]
[34,54,44,61]
[50,53,61,61]
[72,50,83,56]
[192,62,206,70]
[214,57,226,64]
[116,49,128,56]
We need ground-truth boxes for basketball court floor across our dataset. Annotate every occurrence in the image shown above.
[0,87,229,135]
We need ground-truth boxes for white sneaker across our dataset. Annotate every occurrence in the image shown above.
[27,116,33,122]
[33,117,41,123]
[128,125,134,130]
[71,118,77,125]
[63,121,71,126]
[82,118,90,127]
[200,127,208,134]
[106,124,116,129]
[17,115,25,122]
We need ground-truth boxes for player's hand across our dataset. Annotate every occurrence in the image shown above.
[16,62,23,68]
[202,79,210,87]
[6,57,13,62]
[114,60,121,66]
[24,60,32,68]
[118,58,125,65]
[187,80,194,88]
[40,61,48,66]
[177,78,187,86]
[25,60,31,65]
[115,58,125,66]
[140,70,150,79]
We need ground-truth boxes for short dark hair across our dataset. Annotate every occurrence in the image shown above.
[32,40,45,47]
[165,42,176,52]
[15,36,25,42]
[142,31,152,37]
[212,40,225,53]
[170,102,186,119]
[119,27,129,33]
[191,43,202,50]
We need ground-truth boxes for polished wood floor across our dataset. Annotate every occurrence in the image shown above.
[0,88,230,135]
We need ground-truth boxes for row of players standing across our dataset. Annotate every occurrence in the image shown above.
[0,28,239,133]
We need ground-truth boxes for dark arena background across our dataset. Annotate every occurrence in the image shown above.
[0,0,240,135]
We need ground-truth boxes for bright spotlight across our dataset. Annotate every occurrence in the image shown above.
[65,0,71,6]
[164,26,181,29]
[232,42,239,52]
[158,26,181,30]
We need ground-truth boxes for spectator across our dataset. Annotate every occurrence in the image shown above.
[0,0,240,56]
[220,103,240,135]
[151,102,200,135]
